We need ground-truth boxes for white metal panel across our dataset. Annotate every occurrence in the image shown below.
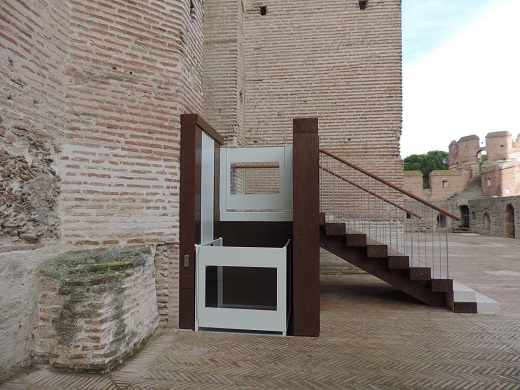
[220,146,293,221]
[200,132,215,244]
[194,238,223,331]
[195,243,288,334]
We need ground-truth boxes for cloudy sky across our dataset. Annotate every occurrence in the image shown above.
[401,0,520,158]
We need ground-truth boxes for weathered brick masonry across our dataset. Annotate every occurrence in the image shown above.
[60,0,203,246]
[202,0,403,182]
[1,0,71,380]
[468,196,519,238]
[242,0,403,183]
[35,248,158,371]
[1,0,204,379]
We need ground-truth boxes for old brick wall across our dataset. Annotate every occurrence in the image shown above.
[1,0,69,245]
[469,196,520,238]
[449,135,480,167]
[1,0,205,379]
[403,171,425,198]
[486,131,512,162]
[1,0,70,381]
[242,0,403,182]
[34,248,158,371]
[58,0,205,328]
[428,169,472,202]
[59,0,203,247]
[203,0,246,146]
[481,162,520,197]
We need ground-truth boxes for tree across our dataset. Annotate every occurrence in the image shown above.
[404,150,448,188]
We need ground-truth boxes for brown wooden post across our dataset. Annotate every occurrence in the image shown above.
[179,114,224,330]
[179,114,201,329]
[292,118,320,336]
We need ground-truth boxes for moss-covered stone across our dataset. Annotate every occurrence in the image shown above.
[40,247,149,348]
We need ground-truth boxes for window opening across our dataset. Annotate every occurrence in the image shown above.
[205,266,277,311]
[230,162,280,195]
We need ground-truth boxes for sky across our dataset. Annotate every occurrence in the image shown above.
[401,0,520,158]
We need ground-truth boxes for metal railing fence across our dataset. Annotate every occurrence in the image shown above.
[319,149,460,279]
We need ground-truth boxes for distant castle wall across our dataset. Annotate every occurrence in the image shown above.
[469,197,520,238]
[405,131,520,201]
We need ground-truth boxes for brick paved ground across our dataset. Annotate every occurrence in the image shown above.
[2,234,519,389]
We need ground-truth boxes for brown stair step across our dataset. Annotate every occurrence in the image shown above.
[385,248,409,269]
[387,255,409,269]
[404,267,432,281]
[453,302,478,313]
[429,278,453,292]
[366,239,388,258]
[346,231,367,247]
[325,222,347,236]
[323,223,367,246]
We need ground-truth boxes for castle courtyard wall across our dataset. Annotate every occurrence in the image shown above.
[469,196,520,238]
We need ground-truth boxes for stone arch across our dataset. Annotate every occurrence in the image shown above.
[483,212,490,231]
[477,149,487,163]
[506,204,515,238]
[460,205,470,228]
[437,213,446,228]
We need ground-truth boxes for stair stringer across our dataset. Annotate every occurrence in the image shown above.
[320,233,446,307]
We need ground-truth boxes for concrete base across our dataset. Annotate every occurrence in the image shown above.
[447,281,500,314]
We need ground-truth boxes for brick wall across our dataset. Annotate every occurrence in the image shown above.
[1,0,69,245]
[203,0,403,183]
[56,0,204,329]
[154,243,180,327]
[202,1,404,179]
[1,0,71,380]
[1,0,205,378]
[60,0,203,246]
[449,135,480,167]
[481,162,520,197]
[203,0,246,146]
[448,141,458,168]
[35,248,158,371]
[403,171,426,198]
[428,169,472,201]
[486,131,512,162]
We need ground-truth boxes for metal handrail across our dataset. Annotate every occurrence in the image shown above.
[320,164,421,219]
[319,148,460,221]
[319,148,456,278]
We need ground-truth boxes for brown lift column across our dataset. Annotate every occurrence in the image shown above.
[292,118,320,337]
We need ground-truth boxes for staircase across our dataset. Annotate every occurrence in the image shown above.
[318,149,500,314]
[448,174,490,202]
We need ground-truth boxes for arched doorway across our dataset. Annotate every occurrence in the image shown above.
[460,205,470,228]
[483,212,490,231]
[506,204,515,238]
[437,213,446,229]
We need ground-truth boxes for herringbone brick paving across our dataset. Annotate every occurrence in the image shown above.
[2,234,519,389]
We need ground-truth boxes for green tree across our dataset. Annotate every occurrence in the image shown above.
[404,150,448,188]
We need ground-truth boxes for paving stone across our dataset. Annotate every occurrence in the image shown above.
[1,234,519,389]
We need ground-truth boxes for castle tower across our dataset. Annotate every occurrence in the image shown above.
[486,131,513,161]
